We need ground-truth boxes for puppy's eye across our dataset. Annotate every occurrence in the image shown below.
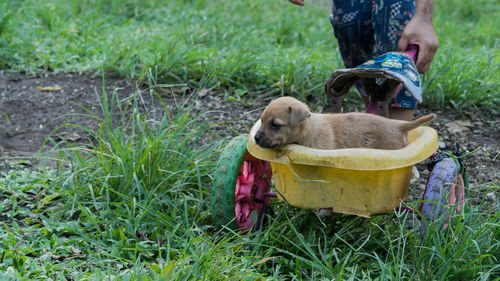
[270,121,282,131]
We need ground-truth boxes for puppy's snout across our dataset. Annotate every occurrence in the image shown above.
[254,133,263,144]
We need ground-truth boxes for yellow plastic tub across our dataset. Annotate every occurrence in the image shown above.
[247,120,438,217]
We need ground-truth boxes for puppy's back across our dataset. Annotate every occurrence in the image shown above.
[328,113,432,150]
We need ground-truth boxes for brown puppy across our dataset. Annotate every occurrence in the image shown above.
[254,96,435,150]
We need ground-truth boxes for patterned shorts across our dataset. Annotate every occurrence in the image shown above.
[330,0,418,108]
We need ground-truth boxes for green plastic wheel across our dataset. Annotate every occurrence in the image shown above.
[212,135,248,230]
[212,135,273,231]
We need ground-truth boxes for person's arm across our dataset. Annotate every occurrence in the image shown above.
[398,0,439,73]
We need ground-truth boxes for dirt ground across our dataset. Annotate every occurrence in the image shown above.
[0,70,498,203]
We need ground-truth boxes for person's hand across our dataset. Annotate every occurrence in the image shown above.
[398,14,439,73]
[288,0,304,6]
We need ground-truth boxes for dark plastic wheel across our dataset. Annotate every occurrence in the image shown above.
[212,135,273,231]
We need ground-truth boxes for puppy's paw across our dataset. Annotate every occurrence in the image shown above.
[316,208,333,218]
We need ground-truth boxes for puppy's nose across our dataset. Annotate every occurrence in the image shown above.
[254,133,262,143]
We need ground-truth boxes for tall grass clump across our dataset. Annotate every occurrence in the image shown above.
[425,0,500,112]
[423,47,499,112]
[35,81,266,278]
[54,89,217,227]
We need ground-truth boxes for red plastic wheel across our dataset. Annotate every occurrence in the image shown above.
[212,135,275,231]
[234,154,273,230]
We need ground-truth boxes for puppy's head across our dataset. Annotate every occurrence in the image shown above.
[254,97,311,149]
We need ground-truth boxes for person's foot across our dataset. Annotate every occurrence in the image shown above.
[410,165,420,185]
[317,208,332,218]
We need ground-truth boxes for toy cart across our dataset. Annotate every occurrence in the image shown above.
[212,46,467,232]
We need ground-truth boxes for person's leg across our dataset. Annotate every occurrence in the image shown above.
[330,0,375,68]
[389,107,415,120]
[372,0,417,121]
[330,0,375,107]
[372,0,415,55]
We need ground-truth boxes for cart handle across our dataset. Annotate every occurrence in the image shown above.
[404,44,419,62]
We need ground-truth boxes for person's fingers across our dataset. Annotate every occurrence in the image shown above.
[398,36,409,52]
[416,46,428,73]
[423,59,432,73]
[288,0,304,6]
[416,43,437,73]
[418,61,429,74]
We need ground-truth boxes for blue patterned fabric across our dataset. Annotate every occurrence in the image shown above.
[355,51,422,102]
[330,0,418,108]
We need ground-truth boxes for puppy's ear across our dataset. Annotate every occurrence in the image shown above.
[289,103,311,126]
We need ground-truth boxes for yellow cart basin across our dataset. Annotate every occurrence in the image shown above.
[247,120,438,217]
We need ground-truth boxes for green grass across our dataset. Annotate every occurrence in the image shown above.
[1,86,264,279]
[1,0,499,110]
[1,85,499,279]
[0,0,499,279]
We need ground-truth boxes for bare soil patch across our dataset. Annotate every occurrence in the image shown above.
[0,70,498,202]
